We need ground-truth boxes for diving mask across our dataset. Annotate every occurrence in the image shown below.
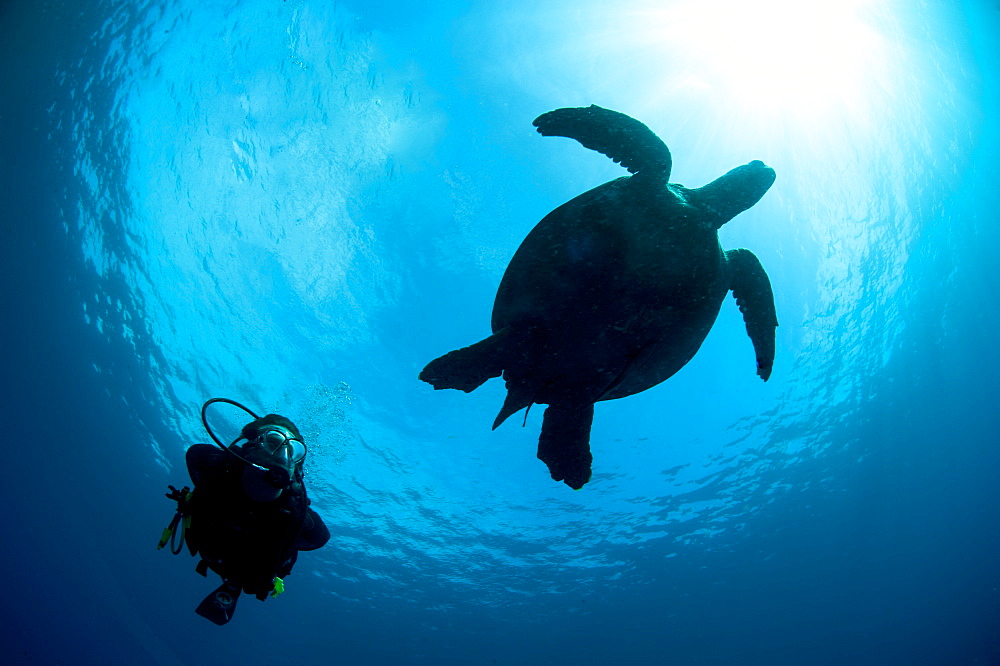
[254,426,307,465]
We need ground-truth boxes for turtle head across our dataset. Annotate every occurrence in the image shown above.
[693,160,776,229]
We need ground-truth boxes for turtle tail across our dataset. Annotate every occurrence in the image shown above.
[537,403,594,490]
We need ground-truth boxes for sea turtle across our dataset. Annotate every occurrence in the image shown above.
[420,105,778,489]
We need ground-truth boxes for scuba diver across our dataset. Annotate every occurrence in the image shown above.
[159,398,330,625]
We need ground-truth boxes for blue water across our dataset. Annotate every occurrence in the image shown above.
[3,0,999,663]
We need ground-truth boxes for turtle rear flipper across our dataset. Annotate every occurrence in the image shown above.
[537,403,594,490]
[419,328,512,392]
[726,249,778,381]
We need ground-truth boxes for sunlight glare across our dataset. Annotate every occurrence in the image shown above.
[622,0,891,123]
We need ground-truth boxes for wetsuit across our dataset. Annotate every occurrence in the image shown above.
[184,444,330,597]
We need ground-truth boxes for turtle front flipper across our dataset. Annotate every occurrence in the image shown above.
[419,328,513,392]
[726,248,778,381]
[537,403,595,490]
[533,105,672,181]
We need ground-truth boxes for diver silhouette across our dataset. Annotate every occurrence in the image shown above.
[159,398,329,625]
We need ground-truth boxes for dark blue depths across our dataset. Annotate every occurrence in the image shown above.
[2,1,999,664]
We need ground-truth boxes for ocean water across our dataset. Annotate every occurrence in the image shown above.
[2,0,999,663]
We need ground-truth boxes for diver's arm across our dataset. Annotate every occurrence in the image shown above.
[295,508,331,551]
[185,443,231,487]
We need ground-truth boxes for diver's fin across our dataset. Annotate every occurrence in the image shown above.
[726,248,778,381]
[419,328,511,393]
[195,581,242,626]
[537,403,595,490]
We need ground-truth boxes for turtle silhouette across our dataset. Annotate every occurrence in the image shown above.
[420,105,778,489]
